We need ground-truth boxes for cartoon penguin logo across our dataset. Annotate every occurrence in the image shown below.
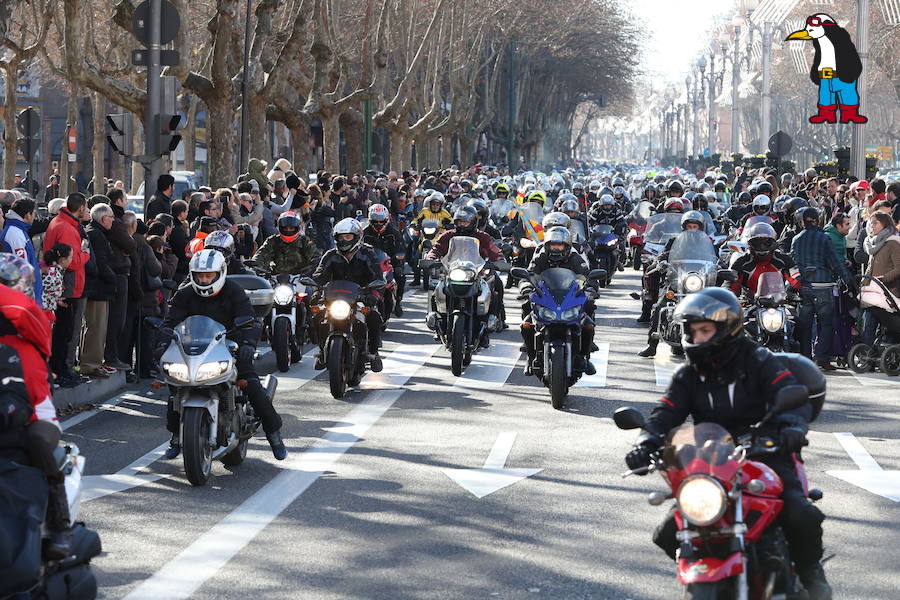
[786,14,867,124]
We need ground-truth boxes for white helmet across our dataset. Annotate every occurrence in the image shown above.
[752,194,772,215]
[542,212,571,230]
[189,249,227,297]
[334,218,364,253]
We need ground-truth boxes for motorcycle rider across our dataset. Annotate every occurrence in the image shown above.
[665,179,684,199]
[413,192,453,230]
[738,195,774,231]
[638,211,707,358]
[519,226,598,376]
[731,223,799,296]
[778,197,810,253]
[504,190,547,288]
[572,181,588,211]
[363,203,406,317]
[637,198,686,323]
[725,191,752,224]
[252,211,321,277]
[425,206,508,348]
[158,249,287,461]
[311,218,385,373]
[204,230,250,275]
[624,288,832,600]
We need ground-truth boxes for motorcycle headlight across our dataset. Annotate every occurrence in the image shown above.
[683,273,704,293]
[559,307,580,321]
[760,307,784,333]
[162,362,190,382]
[329,299,352,320]
[606,238,618,247]
[196,361,231,382]
[677,476,727,526]
[449,268,475,282]
[423,227,437,235]
[273,284,294,305]
[537,307,557,321]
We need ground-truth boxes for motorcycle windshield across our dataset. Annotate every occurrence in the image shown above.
[741,216,774,241]
[539,267,578,303]
[593,224,615,238]
[663,422,736,475]
[669,231,717,265]
[757,271,786,303]
[442,236,486,272]
[570,220,588,244]
[631,201,653,221]
[324,280,361,302]
[518,202,546,241]
[644,214,684,244]
[174,316,226,356]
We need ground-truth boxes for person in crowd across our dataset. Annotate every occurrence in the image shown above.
[187,216,219,257]
[41,243,72,317]
[44,174,60,202]
[823,212,852,264]
[122,215,162,378]
[859,213,900,347]
[145,174,175,222]
[79,203,118,379]
[169,199,191,282]
[101,190,138,372]
[309,184,335,250]
[0,197,42,303]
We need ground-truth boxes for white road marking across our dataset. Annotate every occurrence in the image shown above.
[275,359,322,392]
[443,431,542,499]
[60,392,163,431]
[452,338,521,389]
[82,442,171,503]
[849,372,897,388]
[653,346,678,387]
[359,343,441,389]
[575,342,610,387]
[123,389,404,600]
[827,432,900,502]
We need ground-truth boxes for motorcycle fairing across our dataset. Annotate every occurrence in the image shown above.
[677,552,744,584]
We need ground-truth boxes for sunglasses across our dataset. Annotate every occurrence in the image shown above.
[806,16,834,27]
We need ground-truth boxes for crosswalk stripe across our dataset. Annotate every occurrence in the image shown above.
[359,343,441,389]
[452,338,522,389]
[653,346,678,388]
[574,342,610,387]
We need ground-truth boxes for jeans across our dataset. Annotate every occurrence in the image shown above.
[817,77,860,106]
[797,287,834,361]
[861,308,879,347]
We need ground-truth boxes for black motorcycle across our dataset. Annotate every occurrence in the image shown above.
[743,271,798,352]
[302,278,385,399]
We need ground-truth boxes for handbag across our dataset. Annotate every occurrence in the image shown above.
[860,279,900,313]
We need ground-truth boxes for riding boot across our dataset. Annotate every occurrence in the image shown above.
[838,104,868,124]
[637,301,652,323]
[808,104,837,124]
[638,339,658,358]
[798,564,833,600]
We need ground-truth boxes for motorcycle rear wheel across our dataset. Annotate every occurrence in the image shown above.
[451,317,466,376]
[273,317,291,373]
[182,408,213,486]
[328,337,347,399]
[632,249,642,270]
[549,345,568,410]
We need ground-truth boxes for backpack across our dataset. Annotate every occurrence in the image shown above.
[0,344,31,433]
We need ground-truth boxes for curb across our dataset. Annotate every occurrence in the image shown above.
[53,371,127,412]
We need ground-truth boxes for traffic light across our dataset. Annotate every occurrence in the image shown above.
[106,113,133,156]
[157,113,181,155]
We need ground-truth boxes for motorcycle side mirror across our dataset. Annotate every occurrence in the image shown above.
[718,269,738,283]
[588,269,607,281]
[299,277,318,288]
[613,406,646,430]
[510,267,531,280]
[144,317,163,330]
[366,280,387,291]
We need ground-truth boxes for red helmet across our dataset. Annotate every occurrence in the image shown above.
[663,198,685,213]
[278,211,301,243]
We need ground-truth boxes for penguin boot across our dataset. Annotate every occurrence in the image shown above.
[839,105,868,124]
[808,104,837,124]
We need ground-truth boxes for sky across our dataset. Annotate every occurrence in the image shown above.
[628,0,740,87]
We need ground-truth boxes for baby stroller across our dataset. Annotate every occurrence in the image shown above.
[847,275,900,375]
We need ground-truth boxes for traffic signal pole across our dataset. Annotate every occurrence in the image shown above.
[143,0,162,204]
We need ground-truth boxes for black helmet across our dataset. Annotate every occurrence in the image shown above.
[674,288,744,372]
[737,191,752,205]
[612,176,625,188]
[544,226,573,263]
[713,180,726,192]
[453,206,478,235]
[666,179,684,196]
[796,206,820,229]
[756,181,773,196]
[466,198,489,228]
[277,211,302,242]
[783,197,809,220]
[746,222,777,257]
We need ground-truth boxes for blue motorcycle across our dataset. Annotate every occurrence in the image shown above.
[512,266,605,409]
[589,224,619,287]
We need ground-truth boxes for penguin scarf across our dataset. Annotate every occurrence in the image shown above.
[786,13,867,124]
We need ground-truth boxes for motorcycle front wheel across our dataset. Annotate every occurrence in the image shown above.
[549,345,568,410]
[182,408,213,486]
[682,581,727,600]
[451,317,466,376]
[328,337,347,399]
[273,316,291,373]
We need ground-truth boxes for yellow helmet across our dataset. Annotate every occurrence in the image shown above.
[526,189,547,206]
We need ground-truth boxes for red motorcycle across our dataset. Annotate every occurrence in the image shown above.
[614,384,822,600]
[626,200,654,270]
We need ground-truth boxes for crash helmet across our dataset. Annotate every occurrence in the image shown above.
[495,182,511,199]
[737,191,752,205]
[756,181,774,197]
[466,198,490,228]
[746,222,778,258]
[526,189,547,206]
[612,176,625,188]
[703,190,717,204]
[654,174,667,184]
[542,212,571,230]
[693,194,710,212]
[697,182,710,193]
[644,186,658,199]
[613,186,626,200]
[572,181,585,193]
[713,180,727,192]
[751,195,771,215]
[277,211,303,242]
[413,188,428,200]
[368,204,391,233]
[674,287,744,372]
[544,226,573,263]
[427,191,446,212]
[704,173,716,185]
[666,179,684,197]
[198,216,218,234]
[204,230,236,259]
[333,218,364,253]
[589,180,602,193]
[663,198,685,213]
[681,210,705,231]
[447,182,463,198]
[0,254,35,298]
[460,179,474,193]
[452,206,478,236]
[559,196,580,218]
[796,206,821,229]
[189,249,228,297]
[783,197,809,221]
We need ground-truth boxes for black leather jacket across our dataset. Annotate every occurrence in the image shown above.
[163,278,261,348]
[312,245,382,288]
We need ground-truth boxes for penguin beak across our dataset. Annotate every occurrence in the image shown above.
[785,29,813,41]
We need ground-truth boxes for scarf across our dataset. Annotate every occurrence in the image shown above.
[864,227,897,256]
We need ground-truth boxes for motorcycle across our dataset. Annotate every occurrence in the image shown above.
[269,273,311,372]
[626,201,654,270]
[417,218,443,290]
[301,277,386,399]
[421,236,505,376]
[589,224,619,287]
[0,443,101,600]
[152,315,277,486]
[506,202,546,285]
[614,366,823,599]
[570,220,591,266]
[512,266,605,409]
[373,248,397,327]
[744,272,798,353]
[655,231,723,350]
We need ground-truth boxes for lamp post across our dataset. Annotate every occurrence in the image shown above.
[730,15,743,155]
[850,0,869,179]
[743,6,784,155]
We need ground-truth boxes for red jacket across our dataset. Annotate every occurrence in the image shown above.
[0,286,55,424]
[44,208,90,298]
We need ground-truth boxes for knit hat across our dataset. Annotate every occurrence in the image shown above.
[285,173,302,191]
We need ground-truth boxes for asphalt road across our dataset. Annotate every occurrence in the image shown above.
[66,269,900,599]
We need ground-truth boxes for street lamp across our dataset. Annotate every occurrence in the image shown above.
[743,2,784,155]
[730,14,744,155]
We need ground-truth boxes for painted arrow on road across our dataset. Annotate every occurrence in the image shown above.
[827,432,900,502]
[443,432,542,498]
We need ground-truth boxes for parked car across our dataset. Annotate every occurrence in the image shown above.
[136,171,201,201]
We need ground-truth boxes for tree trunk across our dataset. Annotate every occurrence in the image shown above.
[60,89,78,196]
[389,129,405,172]
[459,131,475,168]
[403,137,413,172]
[131,120,144,194]
[248,93,269,165]
[425,136,439,170]
[183,95,199,173]
[288,119,313,180]
[341,110,363,175]
[3,64,18,188]
[321,110,340,174]
[92,92,105,193]
[206,97,235,188]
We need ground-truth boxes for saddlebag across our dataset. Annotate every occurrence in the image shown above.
[0,458,48,597]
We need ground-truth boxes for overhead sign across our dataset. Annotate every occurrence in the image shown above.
[768,130,793,158]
